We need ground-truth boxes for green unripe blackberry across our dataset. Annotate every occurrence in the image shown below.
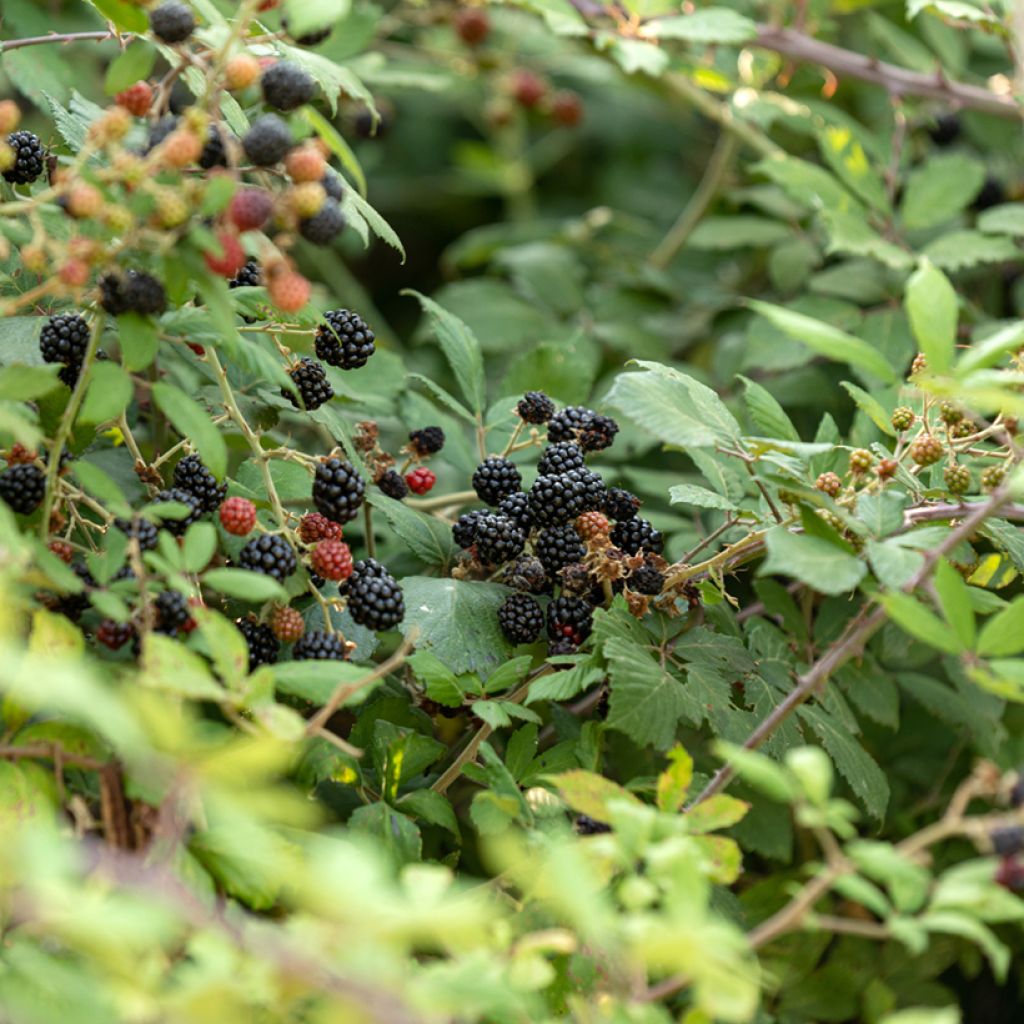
[939,401,963,426]
[498,593,544,644]
[891,406,915,432]
[261,62,316,112]
[474,514,525,565]
[849,449,873,474]
[149,1,195,43]
[237,618,280,668]
[293,629,347,661]
[344,558,405,630]
[313,457,365,523]
[517,391,555,424]
[910,435,944,466]
[315,309,375,369]
[944,464,971,494]
[173,454,226,513]
[0,463,44,514]
[3,131,45,184]
[473,456,522,506]
[610,517,663,556]
[284,357,334,410]
[982,465,1006,491]
[238,534,297,582]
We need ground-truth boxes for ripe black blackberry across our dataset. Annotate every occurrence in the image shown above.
[517,391,555,424]
[261,61,316,111]
[377,469,409,500]
[173,454,227,513]
[602,487,640,522]
[283,18,333,46]
[284,357,334,410]
[113,516,159,552]
[498,593,544,644]
[40,313,89,366]
[992,826,1024,857]
[153,487,203,536]
[929,113,961,147]
[294,629,348,661]
[149,1,195,43]
[474,514,525,566]
[630,562,665,596]
[345,558,405,630]
[538,442,585,476]
[313,458,365,523]
[199,124,228,169]
[571,467,605,511]
[0,463,44,514]
[611,517,663,556]
[154,589,191,634]
[502,554,550,594]
[497,491,533,534]
[58,362,84,388]
[322,170,345,202]
[546,595,593,644]
[575,814,611,835]
[238,534,297,582]
[472,456,522,505]
[56,562,95,622]
[409,426,445,456]
[548,406,619,452]
[536,524,585,578]
[315,309,375,369]
[229,261,262,289]
[242,114,293,167]
[237,618,280,668]
[453,510,486,549]
[3,131,45,184]
[548,637,579,659]
[299,200,345,245]
[528,473,587,527]
[99,270,167,316]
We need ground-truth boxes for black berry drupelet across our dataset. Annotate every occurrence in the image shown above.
[315,309,375,369]
[602,487,640,522]
[261,62,316,111]
[409,426,445,456]
[453,510,486,549]
[498,593,544,644]
[547,596,593,645]
[517,390,555,424]
[548,406,619,452]
[229,260,262,288]
[154,589,191,634]
[377,469,409,500]
[472,456,521,505]
[149,1,195,43]
[611,517,663,556]
[497,491,533,534]
[528,473,587,527]
[153,487,203,536]
[313,458,365,524]
[538,442,585,476]
[3,131,45,184]
[502,554,549,594]
[238,534,297,582]
[0,463,44,514]
[284,357,334,410]
[100,270,166,316]
[243,115,293,167]
[536,524,585,578]
[199,125,228,169]
[173,454,226,513]
[630,561,665,596]
[294,630,348,661]
[474,514,525,566]
[40,313,89,367]
[114,516,159,552]
[345,558,405,630]
[299,200,345,245]
[237,618,280,668]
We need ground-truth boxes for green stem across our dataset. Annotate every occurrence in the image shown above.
[364,502,376,560]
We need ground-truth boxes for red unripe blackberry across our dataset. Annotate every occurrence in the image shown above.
[59,259,90,288]
[243,114,294,167]
[270,604,305,643]
[876,458,899,481]
[910,435,943,466]
[236,617,280,668]
[238,533,297,582]
[816,472,841,497]
[219,496,257,536]
[3,131,45,184]
[49,539,74,563]
[472,456,522,505]
[891,406,914,432]
[261,62,316,111]
[510,70,546,109]
[344,558,405,630]
[97,619,134,650]
[299,512,343,544]
[498,593,544,644]
[229,188,273,231]
[455,7,490,45]
[174,454,227,513]
[550,90,583,127]
[267,269,310,312]
[377,470,409,500]
[293,629,348,661]
[0,463,45,514]
[313,457,365,524]
[405,467,436,495]
[517,390,554,424]
[284,357,334,410]
[149,1,195,43]
[575,510,609,540]
[546,595,593,645]
[536,523,585,578]
[409,426,445,456]
[311,538,353,581]
[115,81,153,116]
[204,230,246,278]
[610,517,663,556]
[315,309,375,370]
[285,145,327,183]
[161,128,203,168]
[474,514,525,566]
[497,491,533,534]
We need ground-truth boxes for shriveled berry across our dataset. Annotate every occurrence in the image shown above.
[409,426,445,456]
[298,512,343,544]
[910,435,943,466]
[219,496,257,536]
[498,593,544,645]
[311,538,353,581]
[502,554,549,594]
[630,561,665,596]
[377,470,409,500]
[517,390,555,424]
[816,472,841,497]
[405,467,436,495]
[270,604,305,643]
[49,539,74,563]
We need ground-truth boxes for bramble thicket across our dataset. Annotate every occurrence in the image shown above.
[3,0,1024,1021]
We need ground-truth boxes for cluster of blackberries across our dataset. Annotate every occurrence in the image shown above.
[453,393,666,655]
[40,312,90,388]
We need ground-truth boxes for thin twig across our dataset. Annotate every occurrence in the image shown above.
[0,30,124,52]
